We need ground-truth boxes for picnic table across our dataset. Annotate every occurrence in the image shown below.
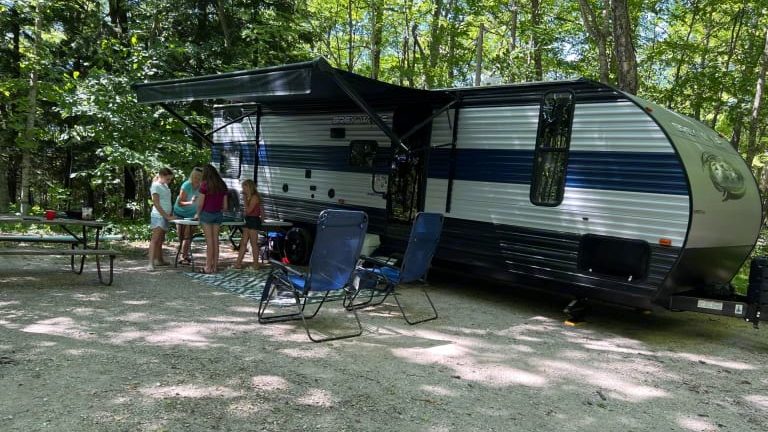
[172,218,293,270]
[0,214,119,285]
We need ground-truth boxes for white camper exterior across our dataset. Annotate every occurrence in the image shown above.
[133,58,761,312]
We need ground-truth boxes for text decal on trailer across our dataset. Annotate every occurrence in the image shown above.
[332,115,389,125]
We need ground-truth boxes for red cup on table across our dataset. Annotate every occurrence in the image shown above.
[45,210,56,220]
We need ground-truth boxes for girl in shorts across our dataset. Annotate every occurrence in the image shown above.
[148,167,176,271]
[234,179,265,269]
[194,164,228,273]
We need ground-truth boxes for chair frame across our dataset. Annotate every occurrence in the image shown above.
[345,212,443,325]
[257,210,366,342]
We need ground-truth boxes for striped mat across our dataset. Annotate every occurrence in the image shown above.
[185,268,271,301]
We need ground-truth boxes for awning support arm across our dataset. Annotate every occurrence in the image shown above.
[207,109,260,137]
[160,103,214,146]
[323,65,408,152]
[399,97,458,143]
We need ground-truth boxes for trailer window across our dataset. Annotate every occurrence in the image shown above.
[530,91,575,206]
[219,145,242,179]
[349,140,378,168]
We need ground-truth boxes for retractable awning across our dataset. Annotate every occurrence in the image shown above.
[132,57,455,149]
[133,57,448,106]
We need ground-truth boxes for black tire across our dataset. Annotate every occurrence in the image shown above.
[284,227,313,265]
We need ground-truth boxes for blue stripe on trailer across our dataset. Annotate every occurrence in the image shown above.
[253,145,688,196]
[428,148,688,195]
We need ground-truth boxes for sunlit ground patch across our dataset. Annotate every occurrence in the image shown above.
[677,415,719,432]
[22,317,96,340]
[295,388,334,407]
[744,394,768,411]
[536,359,668,401]
[139,384,243,399]
[278,346,333,359]
[419,384,454,397]
[251,375,291,391]
[666,352,756,370]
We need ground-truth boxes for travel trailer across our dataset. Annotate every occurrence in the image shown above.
[134,58,766,324]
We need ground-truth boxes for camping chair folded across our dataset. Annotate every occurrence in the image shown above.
[346,212,444,325]
[257,209,368,342]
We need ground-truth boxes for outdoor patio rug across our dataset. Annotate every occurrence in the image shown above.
[184,268,271,301]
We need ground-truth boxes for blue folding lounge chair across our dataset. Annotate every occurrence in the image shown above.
[347,212,443,325]
[257,209,368,342]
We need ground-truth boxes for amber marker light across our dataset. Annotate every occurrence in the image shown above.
[659,238,672,246]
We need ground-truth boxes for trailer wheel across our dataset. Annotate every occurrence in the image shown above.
[284,227,313,265]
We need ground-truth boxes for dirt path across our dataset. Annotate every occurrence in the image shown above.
[1,253,767,431]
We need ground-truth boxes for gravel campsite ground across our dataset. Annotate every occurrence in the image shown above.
[1,245,767,432]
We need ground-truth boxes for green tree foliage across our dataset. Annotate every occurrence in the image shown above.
[1,0,767,222]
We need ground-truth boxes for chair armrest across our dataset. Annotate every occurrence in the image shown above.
[360,255,399,270]
[269,259,304,277]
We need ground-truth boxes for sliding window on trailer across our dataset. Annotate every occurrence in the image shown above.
[530,90,575,206]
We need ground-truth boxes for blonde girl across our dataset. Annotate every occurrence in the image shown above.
[234,179,264,269]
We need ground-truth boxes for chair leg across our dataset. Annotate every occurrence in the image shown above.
[345,286,392,310]
[300,293,363,343]
[301,306,362,343]
[258,280,363,342]
[393,287,438,325]
[97,255,115,286]
[258,284,303,323]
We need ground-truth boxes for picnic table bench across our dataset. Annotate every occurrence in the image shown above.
[0,215,120,285]
[0,248,119,285]
[0,234,81,244]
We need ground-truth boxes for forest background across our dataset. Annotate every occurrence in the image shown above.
[1,0,767,248]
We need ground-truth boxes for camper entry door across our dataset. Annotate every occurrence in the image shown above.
[386,104,434,223]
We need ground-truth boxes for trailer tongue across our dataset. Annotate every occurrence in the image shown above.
[669,256,767,328]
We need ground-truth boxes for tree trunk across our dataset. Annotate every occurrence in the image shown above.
[446,0,457,82]
[745,28,768,167]
[20,7,42,215]
[692,25,712,121]
[0,6,21,212]
[610,0,638,94]
[369,0,383,79]
[667,2,698,107]
[509,1,518,52]
[0,151,8,212]
[531,0,542,81]
[711,6,745,127]
[507,0,518,82]
[0,121,9,211]
[123,166,137,218]
[611,0,640,94]
[195,0,209,44]
[578,0,610,84]
[426,0,444,89]
[347,0,354,71]
[475,23,484,86]
[108,0,129,35]
[215,0,231,48]
[412,24,430,87]
[731,121,742,151]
